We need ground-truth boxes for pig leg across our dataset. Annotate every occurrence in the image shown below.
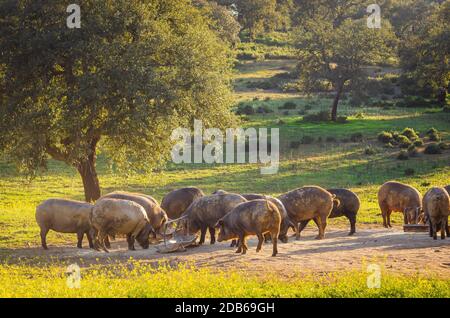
[445,218,450,237]
[241,236,248,255]
[271,235,278,257]
[440,219,446,240]
[97,231,109,252]
[86,231,94,249]
[298,220,311,237]
[380,202,389,228]
[347,213,356,236]
[264,233,271,243]
[230,239,238,247]
[256,233,264,252]
[76,231,84,249]
[198,226,207,245]
[314,216,326,240]
[40,227,49,250]
[403,210,408,225]
[432,222,438,240]
[236,233,244,253]
[104,236,111,249]
[208,227,216,245]
[387,211,392,228]
[127,234,136,250]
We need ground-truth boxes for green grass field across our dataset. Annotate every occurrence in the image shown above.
[0,57,449,297]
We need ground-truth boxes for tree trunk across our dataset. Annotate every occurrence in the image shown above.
[77,158,101,202]
[331,82,344,122]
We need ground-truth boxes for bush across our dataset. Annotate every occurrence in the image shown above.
[428,132,441,142]
[257,105,273,114]
[413,139,424,147]
[301,135,315,144]
[354,112,365,119]
[364,146,376,155]
[385,142,395,148]
[424,143,442,155]
[289,141,301,149]
[350,133,363,142]
[298,109,306,115]
[396,135,412,148]
[404,168,415,176]
[283,111,290,116]
[439,142,450,150]
[426,127,438,135]
[407,145,418,157]
[303,110,330,122]
[304,105,313,111]
[397,150,409,160]
[336,116,348,123]
[326,136,337,142]
[443,105,450,113]
[236,104,255,115]
[378,131,393,144]
[275,119,285,125]
[279,101,297,110]
[401,128,419,140]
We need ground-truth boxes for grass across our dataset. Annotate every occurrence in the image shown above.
[0,261,448,298]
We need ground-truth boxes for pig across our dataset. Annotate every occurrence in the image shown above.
[241,193,291,243]
[181,193,247,245]
[377,181,422,228]
[100,192,167,236]
[212,190,228,195]
[161,187,205,219]
[279,186,334,240]
[216,199,281,256]
[423,187,450,240]
[326,189,360,235]
[90,198,152,252]
[35,199,94,250]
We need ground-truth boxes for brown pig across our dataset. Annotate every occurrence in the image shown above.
[181,193,247,244]
[100,192,167,236]
[161,187,205,219]
[216,199,281,256]
[278,186,334,240]
[90,198,152,252]
[444,185,450,195]
[241,194,291,243]
[326,188,360,235]
[377,181,422,227]
[423,187,450,240]
[35,199,94,249]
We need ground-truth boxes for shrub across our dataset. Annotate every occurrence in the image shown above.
[385,142,395,148]
[289,141,301,149]
[301,135,315,144]
[396,135,412,148]
[404,168,415,176]
[428,132,441,142]
[303,110,330,122]
[439,142,450,150]
[364,146,376,155]
[350,133,363,142]
[426,127,438,135]
[397,150,409,160]
[354,112,365,119]
[378,131,393,144]
[341,138,350,143]
[257,105,272,114]
[326,136,337,142]
[443,105,450,113]
[401,128,419,140]
[424,143,442,155]
[283,111,290,116]
[413,139,424,147]
[298,109,306,115]
[275,119,285,125]
[336,116,348,123]
[279,101,297,110]
[236,104,255,115]
[304,105,313,111]
[407,145,418,157]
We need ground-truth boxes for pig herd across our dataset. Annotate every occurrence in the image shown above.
[35,182,450,256]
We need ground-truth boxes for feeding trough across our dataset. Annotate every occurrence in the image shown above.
[156,215,198,253]
[403,224,429,233]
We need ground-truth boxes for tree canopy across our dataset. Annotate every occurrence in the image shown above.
[0,0,237,201]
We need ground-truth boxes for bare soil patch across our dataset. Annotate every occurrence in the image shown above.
[2,225,449,278]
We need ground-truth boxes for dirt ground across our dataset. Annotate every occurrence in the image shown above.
[3,225,450,278]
